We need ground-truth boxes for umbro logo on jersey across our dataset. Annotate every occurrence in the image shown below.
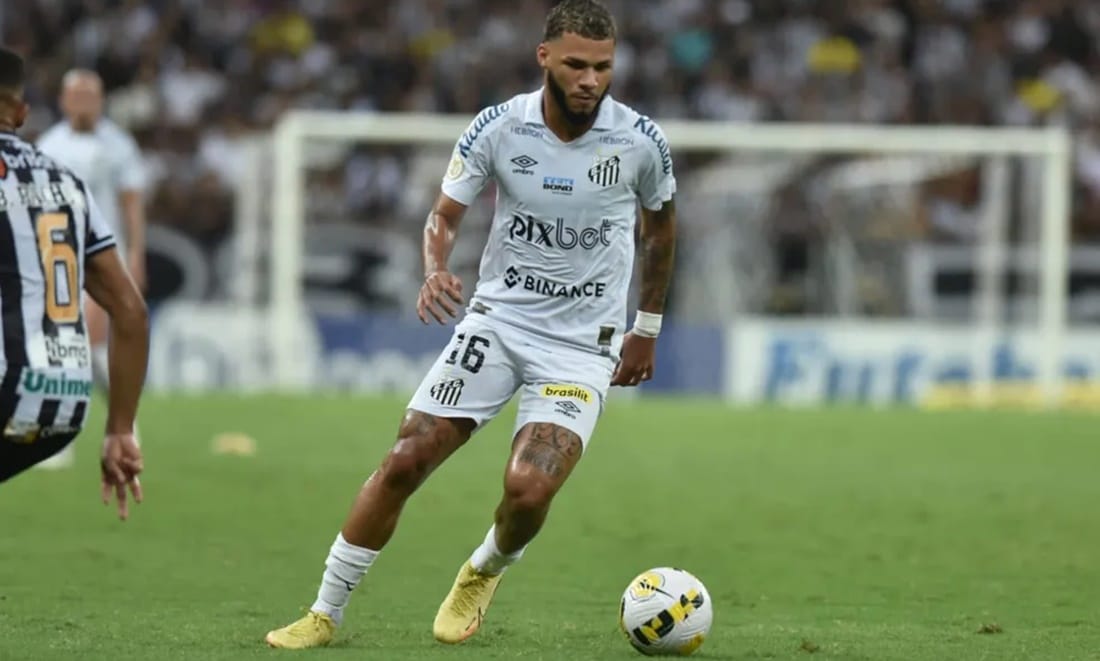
[588,155,621,187]
[511,154,538,174]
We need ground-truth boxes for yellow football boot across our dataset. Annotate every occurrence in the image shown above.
[432,561,504,643]
[264,611,336,649]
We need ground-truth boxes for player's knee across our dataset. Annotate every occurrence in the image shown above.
[378,438,434,493]
[502,469,558,513]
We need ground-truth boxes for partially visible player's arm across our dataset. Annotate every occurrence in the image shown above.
[85,246,148,519]
[418,193,468,324]
[119,189,146,289]
[85,247,148,434]
[423,104,498,324]
[637,198,677,315]
[611,198,676,387]
[424,193,467,277]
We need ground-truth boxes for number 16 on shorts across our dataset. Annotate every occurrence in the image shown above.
[410,324,520,427]
[426,332,489,406]
[422,332,492,404]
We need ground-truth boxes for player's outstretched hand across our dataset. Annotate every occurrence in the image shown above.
[611,331,657,387]
[100,432,144,521]
[418,270,465,324]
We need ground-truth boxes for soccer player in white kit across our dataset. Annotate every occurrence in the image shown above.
[266,0,677,649]
[35,70,147,467]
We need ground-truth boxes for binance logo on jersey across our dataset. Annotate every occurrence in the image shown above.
[508,215,611,251]
[541,384,593,403]
[502,266,607,299]
[504,266,521,288]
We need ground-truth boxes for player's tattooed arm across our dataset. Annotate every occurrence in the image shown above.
[637,198,676,313]
[515,423,583,479]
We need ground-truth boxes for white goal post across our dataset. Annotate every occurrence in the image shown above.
[268,111,1072,406]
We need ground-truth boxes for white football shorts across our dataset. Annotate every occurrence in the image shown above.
[407,312,614,448]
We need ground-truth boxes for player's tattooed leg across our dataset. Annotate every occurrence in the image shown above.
[493,422,584,553]
[341,410,475,550]
[515,423,583,478]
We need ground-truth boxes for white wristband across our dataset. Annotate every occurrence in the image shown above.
[632,311,663,338]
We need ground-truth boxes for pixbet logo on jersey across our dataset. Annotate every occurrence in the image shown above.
[508,215,612,250]
[502,266,607,299]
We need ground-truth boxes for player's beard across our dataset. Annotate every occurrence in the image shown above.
[546,69,609,127]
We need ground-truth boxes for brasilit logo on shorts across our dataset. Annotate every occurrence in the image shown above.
[540,384,592,403]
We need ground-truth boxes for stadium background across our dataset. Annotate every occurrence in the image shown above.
[4,3,1100,660]
[6,0,1100,404]
[4,0,1100,404]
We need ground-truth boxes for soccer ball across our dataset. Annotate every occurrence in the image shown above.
[619,567,713,656]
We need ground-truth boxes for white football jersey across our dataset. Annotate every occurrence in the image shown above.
[37,118,144,244]
[441,89,676,358]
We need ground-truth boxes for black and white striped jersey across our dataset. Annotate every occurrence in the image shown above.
[0,132,116,442]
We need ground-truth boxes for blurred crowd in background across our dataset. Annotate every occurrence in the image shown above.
[3,0,1100,315]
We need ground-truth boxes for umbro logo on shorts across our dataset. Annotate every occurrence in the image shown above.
[554,400,582,419]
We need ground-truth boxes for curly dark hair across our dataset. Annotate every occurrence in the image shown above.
[0,47,25,94]
[543,0,617,42]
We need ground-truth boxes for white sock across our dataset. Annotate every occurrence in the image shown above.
[469,525,525,576]
[310,533,379,625]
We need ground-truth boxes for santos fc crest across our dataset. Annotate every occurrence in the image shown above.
[588,155,620,187]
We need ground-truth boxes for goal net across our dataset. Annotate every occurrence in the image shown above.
[241,111,1074,408]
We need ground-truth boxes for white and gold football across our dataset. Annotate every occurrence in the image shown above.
[619,567,713,656]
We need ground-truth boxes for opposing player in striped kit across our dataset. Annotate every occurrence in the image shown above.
[266,0,677,649]
[0,48,148,519]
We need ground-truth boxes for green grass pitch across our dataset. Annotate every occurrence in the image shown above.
[1,394,1098,660]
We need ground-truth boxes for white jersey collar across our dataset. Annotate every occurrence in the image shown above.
[523,88,616,131]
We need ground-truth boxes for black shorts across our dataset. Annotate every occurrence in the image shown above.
[0,431,79,483]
